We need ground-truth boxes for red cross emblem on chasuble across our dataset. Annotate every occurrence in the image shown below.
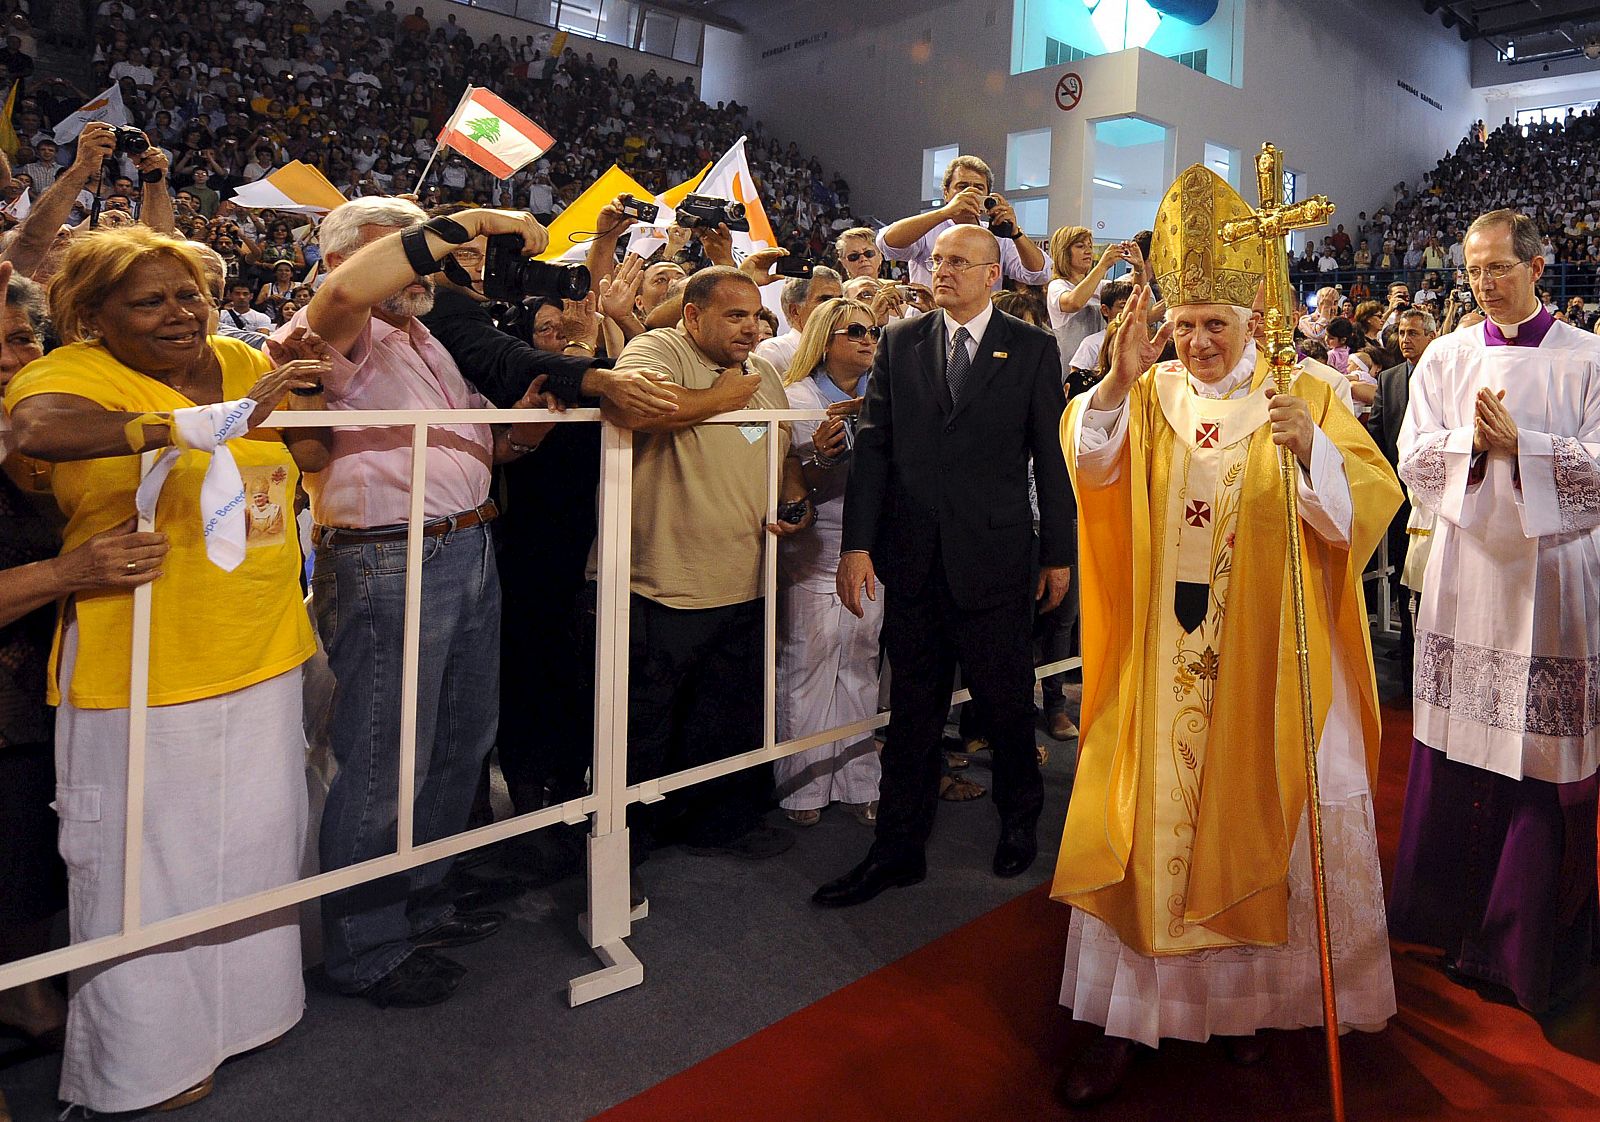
[1185,500,1212,527]
[1195,422,1221,448]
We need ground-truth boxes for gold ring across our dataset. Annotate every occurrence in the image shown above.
[125,561,137,572]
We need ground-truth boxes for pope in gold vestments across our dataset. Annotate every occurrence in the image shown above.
[1051,165,1403,1048]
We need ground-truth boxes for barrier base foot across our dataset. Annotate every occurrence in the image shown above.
[576,896,648,944]
[567,938,643,1006]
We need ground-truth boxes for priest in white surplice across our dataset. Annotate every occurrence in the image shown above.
[1390,208,1600,1014]
[1050,165,1402,1108]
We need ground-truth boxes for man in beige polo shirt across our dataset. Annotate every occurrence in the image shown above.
[601,265,814,860]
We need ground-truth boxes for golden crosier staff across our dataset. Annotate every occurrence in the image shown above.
[1219,142,1345,1122]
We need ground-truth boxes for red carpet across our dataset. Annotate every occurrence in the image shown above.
[596,703,1600,1121]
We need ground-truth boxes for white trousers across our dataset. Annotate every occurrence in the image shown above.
[774,583,884,811]
[55,623,308,1112]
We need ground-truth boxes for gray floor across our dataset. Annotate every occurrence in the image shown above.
[0,710,1079,1122]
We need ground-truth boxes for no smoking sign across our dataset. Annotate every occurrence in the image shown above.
[1056,72,1083,111]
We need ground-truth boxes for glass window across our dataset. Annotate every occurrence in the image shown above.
[1516,102,1598,131]
[596,0,640,45]
[672,15,703,63]
[1011,196,1049,238]
[1005,128,1052,192]
[1204,142,1240,190]
[556,0,602,38]
[512,0,561,24]
[1012,0,1243,87]
[454,0,688,64]
[637,7,678,55]
[922,144,960,204]
[1088,115,1173,240]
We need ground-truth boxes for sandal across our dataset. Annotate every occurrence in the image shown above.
[943,751,970,771]
[842,800,878,824]
[939,774,987,801]
[1037,745,1050,766]
[785,808,822,827]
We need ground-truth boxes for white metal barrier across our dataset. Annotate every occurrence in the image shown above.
[0,405,1082,1009]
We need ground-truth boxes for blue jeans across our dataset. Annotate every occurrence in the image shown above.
[311,521,501,991]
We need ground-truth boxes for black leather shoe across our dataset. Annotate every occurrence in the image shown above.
[812,849,926,907]
[1056,1035,1137,1108]
[993,822,1038,878]
[412,909,505,949]
[355,949,463,1008]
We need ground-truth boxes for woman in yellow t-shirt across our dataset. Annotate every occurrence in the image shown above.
[4,228,328,1116]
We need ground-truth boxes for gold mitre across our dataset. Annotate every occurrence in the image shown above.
[1150,164,1268,309]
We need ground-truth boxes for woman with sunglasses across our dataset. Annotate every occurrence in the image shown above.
[775,298,884,827]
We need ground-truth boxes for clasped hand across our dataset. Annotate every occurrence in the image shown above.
[1473,387,1518,455]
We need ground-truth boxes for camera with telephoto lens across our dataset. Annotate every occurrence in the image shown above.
[984,195,1016,240]
[481,234,591,303]
[617,193,659,224]
[675,193,749,232]
[111,126,149,156]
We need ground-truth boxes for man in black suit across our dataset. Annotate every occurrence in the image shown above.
[1367,306,1437,682]
[814,224,1075,907]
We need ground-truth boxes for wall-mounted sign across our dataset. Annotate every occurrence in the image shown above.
[1397,79,1443,111]
[1057,72,1084,111]
[760,30,830,61]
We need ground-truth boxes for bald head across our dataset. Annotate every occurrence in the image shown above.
[931,225,1001,319]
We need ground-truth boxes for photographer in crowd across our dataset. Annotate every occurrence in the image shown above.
[877,155,1047,291]
[2,122,174,281]
[285,197,559,1010]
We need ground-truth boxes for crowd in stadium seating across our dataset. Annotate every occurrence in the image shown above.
[5,4,1598,1113]
[77,0,859,262]
[1289,111,1600,313]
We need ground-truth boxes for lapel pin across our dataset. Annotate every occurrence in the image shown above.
[992,351,1008,359]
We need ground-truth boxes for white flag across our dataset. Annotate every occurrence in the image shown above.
[53,84,131,145]
[626,136,778,262]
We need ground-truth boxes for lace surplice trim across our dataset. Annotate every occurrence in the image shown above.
[1400,434,1450,510]
[1415,631,1600,738]
[1552,435,1600,533]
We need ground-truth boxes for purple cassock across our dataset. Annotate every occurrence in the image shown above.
[1388,742,1598,1013]
[1388,302,1600,1015]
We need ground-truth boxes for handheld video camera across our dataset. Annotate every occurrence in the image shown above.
[675,194,749,232]
[482,234,591,303]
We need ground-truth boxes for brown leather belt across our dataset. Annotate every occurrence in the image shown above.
[313,500,498,548]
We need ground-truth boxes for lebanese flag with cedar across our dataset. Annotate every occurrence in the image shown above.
[437,87,555,179]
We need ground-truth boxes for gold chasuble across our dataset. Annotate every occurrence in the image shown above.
[1053,360,1396,954]
[1049,165,1402,956]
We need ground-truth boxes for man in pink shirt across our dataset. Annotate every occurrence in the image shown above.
[282,196,554,1009]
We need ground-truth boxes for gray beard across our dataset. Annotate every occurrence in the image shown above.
[382,282,435,319]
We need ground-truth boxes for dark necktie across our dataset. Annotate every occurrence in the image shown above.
[946,326,972,404]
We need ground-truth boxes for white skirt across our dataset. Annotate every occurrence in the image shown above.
[1059,794,1397,1048]
[774,583,884,811]
[55,622,308,1113]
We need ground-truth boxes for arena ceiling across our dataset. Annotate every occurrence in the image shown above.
[1421,1,1600,62]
